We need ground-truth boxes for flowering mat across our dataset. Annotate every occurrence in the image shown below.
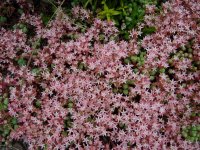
[0,0,199,149]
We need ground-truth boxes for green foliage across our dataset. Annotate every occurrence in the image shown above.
[0,94,18,137]
[0,126,10,137]
[0,16,7,23]
[159,67,166,73]
[97,0,121,21]
[87,115,95,123]
[11,117,18,125]
[150,69,157,76]
[40,3,57,26]
[182,125,200,142]
[133,68,139,73]
[17,58,27,66]
[124,58,131,64]
[123,84,129,90]
[111,79,135,96]
[64,113,73,130]
[191,112,200,117]
[123,89,129,95]
[0,95,18,136]
[13,23,28,33]
[118,122,127,130]
[150,75,155,81]
[141,26,157,37]
[34,100,41,108]
[117,0,128,15]
[31,68,41,76]
[67,100,74,108]
[126,79,135,86]
[130,56,138,63]
[17,9,24,15]
[68,0,162,40]
[0,118,18,138]
[0,96,8,111]
[3,98,8,105]
[124,51,146,67]
[137,0,157,5]
[78,62,88,71]
[41,13,52,26]
[123,2,145,29]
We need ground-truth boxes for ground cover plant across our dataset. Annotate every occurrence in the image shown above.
[0,0,200,149]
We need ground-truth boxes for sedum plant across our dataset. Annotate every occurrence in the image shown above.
[0,0,199,149]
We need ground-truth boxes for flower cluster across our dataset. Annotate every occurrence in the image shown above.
[0,0,199,149]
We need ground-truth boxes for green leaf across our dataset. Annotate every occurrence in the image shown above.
[17,9,24,15]
[123,32,130,40]
[112,88,118,93]
[3,128,10,136]
[130,56,138,62]
[126,80,134,85]
[133,68,139,73]
[109,9,121,16]
[159,68,165,73]
[124,58,131,64]
[98,1,121,21]
[31,68,40,75]
[103,2,109,11]
[51,64,55,68]
[11,117,17,125]
[150,76,155,81]
[44,144,48,150]
[123,89,129,95]
[3,98,8,105]
[14,124,18,130]
[0,16,7,23]
[84,0,92,8]
[22,27,28,33]
[35,100,41,108]
[41,13,51,26]
[181,125,200,142]
[67,102,73,108]
[106,14,110,21]
[3,104,7,109]
[142,26,156,36]
[17,58,26,66]
[18,23,25,29]
[0,103,4,111]
[123,84,129,90]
